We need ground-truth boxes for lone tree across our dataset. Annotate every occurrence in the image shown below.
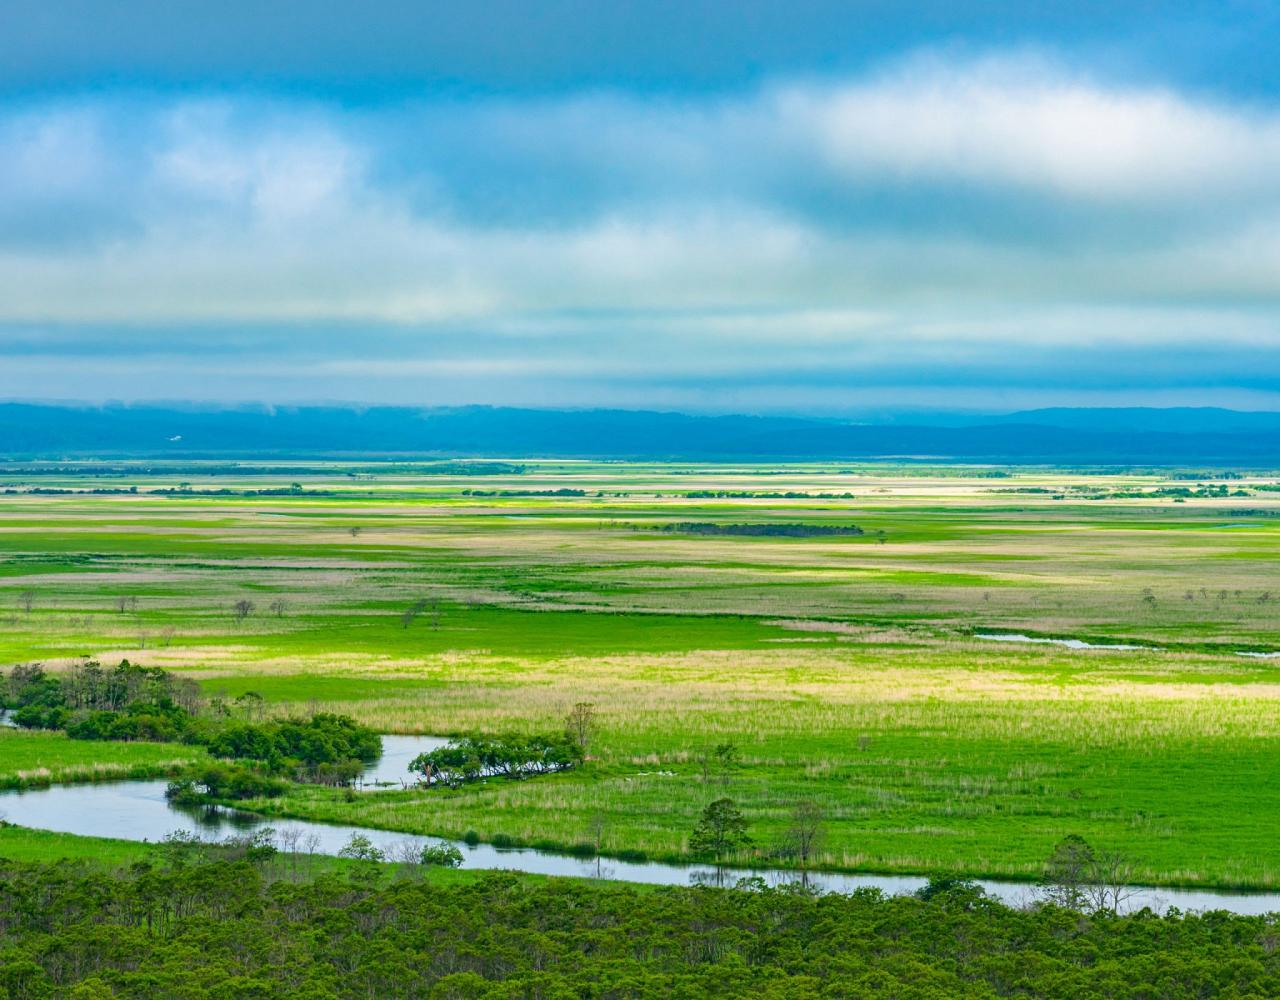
[267,598,289,618]
[233,691,264,721]
[1040,835,1139,915]
[713,743,740,785]
[18,590,35,615]
[232,599,255,622]
[689,798,750,862]
[401,598,428,629]
[419,843,463,868]
[338,833,384,863]
[1087,849,1140,916]
[1040,834,1095,911]
[564,702,596,758]
[338,832,385,886]
[694,743,739,785]
[778,799,827,871]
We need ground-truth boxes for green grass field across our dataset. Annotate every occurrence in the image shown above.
[0,728,203,789]
[3,460,1280,887]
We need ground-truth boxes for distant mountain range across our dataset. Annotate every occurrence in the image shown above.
[2,403,1279,464]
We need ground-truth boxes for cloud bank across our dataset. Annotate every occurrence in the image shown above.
[2,52,1279,409]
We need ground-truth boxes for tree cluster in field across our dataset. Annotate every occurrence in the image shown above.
[994,483,1251,499]
[2,662,381,792]
[683,490,856,499]
[460,486,593,494]
[2,660,200,740]
[655,521,864,537]
[460,487,587,496]
[165,761,288,804]
[0,857,1276,999]
[409,732,582,788]
[406,703,595,790]
[203,714,381,773]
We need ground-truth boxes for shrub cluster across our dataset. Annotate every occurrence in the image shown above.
[3,663,381,789]
[165,762,288,804]
[205,713,381,771]
[3,661,204,740]
[409,733,581,787]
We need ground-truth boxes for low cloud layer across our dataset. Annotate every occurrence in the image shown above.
[2,52,1279,410]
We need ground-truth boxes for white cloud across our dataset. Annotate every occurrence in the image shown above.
[778,53,1280,204]
[2,53,1280,409]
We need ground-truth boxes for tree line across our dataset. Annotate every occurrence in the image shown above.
[655,522,864,537]
[0,853,1274,998]
[2,662,381,789]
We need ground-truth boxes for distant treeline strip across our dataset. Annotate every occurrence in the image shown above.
[0,460,525,478]
[462,488,587,497]
[656,522,864,537]
[9,487,337,497]
[683,490,856,498]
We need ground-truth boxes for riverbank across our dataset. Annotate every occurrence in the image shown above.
[4,734,1279,915]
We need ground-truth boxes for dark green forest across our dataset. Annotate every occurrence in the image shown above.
[0,855,1276,999]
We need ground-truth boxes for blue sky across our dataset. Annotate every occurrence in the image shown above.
[2,1,1279,412]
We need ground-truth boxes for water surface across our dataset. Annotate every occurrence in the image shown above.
[976,633,1147,651]
[3,734,1278,916]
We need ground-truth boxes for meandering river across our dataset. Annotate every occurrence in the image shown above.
[3,734,1278,915]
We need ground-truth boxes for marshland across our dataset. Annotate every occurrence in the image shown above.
[4,460,1279,893]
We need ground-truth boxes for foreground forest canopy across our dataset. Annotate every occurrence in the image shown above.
[0,857,1276,999]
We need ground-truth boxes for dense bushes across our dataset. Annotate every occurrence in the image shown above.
[64,701,195,743]
[409,732,581,787]
[0,858,1275,998]
[4,664,71,731]
[3,661,204,742]
[205,713,381,769]
[8,702,69,730]
[3,663,381,786]
[165,762,288,804]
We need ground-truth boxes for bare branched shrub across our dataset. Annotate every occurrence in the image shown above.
[565,701,597,758]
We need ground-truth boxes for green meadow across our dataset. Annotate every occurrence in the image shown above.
[3,460,1280,887]
[0,728,203,789]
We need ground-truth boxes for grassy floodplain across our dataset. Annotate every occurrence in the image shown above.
[3,460,1280,888]
[0,727,202,790]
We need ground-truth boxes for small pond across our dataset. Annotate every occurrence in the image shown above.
[975,633,1148,651]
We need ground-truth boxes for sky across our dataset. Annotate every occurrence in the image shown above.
[3,1,1280,414]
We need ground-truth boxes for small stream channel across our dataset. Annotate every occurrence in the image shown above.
[3,734,1279,915]
[975,632,1280,658]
